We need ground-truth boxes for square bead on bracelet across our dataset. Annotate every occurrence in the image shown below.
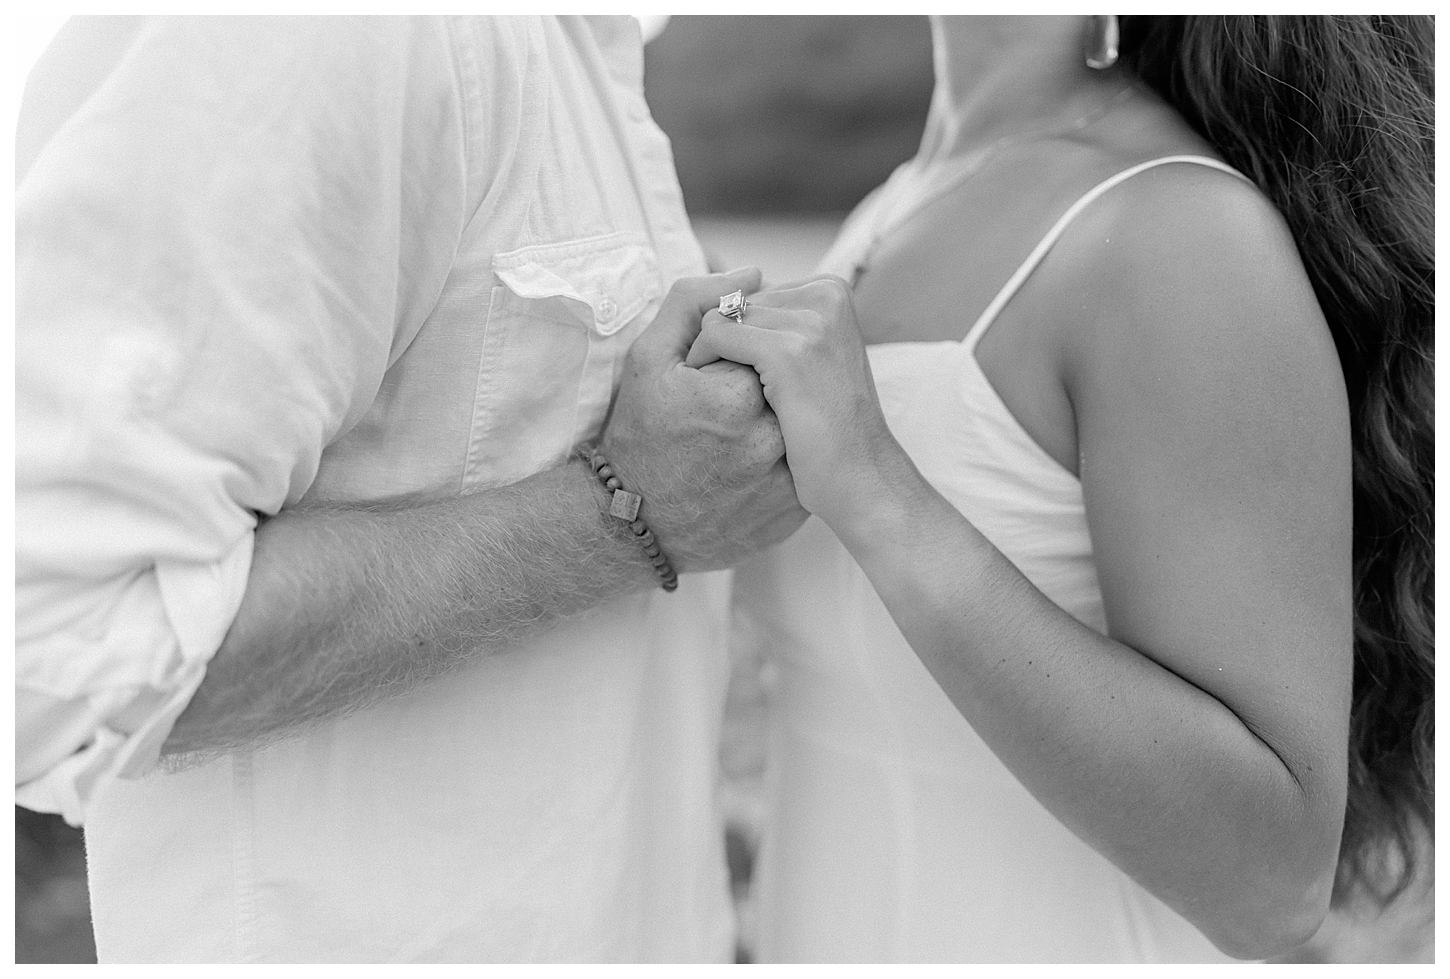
[582,446,678,592]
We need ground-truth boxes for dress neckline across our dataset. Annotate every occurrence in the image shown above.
[867,340,1082,484]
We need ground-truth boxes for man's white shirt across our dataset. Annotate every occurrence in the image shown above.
[16,15,734,961]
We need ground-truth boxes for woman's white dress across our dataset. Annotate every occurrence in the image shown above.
[745,156,1244,963]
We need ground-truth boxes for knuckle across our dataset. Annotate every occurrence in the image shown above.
[820,275,852,313]
[803,274,849,303]
[726,367,767,410]
[795,317,827,348]
[698,361,764,418]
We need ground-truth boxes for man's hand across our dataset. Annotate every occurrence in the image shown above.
[601,269,808,571]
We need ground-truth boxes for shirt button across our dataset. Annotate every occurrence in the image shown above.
[597,297,619,321]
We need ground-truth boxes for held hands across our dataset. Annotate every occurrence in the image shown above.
[684,276,912,530]
[600,269,809,572]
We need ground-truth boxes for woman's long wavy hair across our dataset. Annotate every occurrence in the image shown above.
[1119,15,1434,907]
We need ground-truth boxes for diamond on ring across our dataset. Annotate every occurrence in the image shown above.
[718,290,747,323]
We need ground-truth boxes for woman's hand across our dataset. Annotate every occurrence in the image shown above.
[684,276,915,528]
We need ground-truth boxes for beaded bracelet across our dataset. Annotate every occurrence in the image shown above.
[582,445,678,592]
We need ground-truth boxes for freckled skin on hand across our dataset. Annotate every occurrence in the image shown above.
[695,359,787,459]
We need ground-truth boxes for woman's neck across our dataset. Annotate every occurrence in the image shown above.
[919,15,1126,163]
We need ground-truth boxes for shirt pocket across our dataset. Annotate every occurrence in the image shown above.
[464,231,663,490]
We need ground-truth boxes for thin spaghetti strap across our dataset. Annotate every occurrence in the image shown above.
[961,155,1251,351]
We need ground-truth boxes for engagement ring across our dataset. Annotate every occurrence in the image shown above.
[718,290,747,323]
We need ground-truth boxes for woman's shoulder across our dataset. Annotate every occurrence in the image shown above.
[1102,153,1288,252]
[1065,90,1299,288]
[1021,94,1302,312]
[1052,139,1324,338]
[1045,142,1344,433]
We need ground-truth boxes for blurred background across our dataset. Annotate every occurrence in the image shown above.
[14,14,1433,965]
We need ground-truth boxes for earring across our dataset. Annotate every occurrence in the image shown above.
[1084,15,1120,70]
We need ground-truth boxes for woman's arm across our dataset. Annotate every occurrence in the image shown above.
[685,170,1352,959]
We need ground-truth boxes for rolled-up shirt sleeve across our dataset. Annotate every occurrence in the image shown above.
[15,15,471,824]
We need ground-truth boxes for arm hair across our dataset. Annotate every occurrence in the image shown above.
[162,457,656,762]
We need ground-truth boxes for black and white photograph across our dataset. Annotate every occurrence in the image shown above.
[13,12,1435,965]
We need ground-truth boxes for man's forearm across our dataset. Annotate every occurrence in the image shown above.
[162,456,655,760]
